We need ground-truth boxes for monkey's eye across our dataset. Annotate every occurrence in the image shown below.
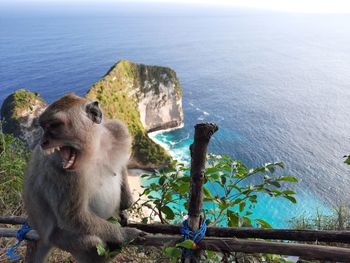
[49,122,63,129]
[86,101,102,124]
[90,109,99,117]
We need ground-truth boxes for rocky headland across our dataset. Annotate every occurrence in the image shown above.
[0,60,184,169]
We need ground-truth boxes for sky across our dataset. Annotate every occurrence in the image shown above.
[2,0,350,13]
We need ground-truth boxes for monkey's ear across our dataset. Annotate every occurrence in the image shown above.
[86,101,102,124]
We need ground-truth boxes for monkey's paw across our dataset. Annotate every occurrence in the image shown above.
[119,210,129,226]
[122,227,146,244]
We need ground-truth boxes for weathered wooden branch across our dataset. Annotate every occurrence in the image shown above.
[0,215,26,225]
[3,216,350,244]
[185,123,218,262]
[0,227,39,240]
[127,223,350,243]
[2,228,350,262]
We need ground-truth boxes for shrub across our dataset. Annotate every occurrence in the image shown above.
[0,128,30,215]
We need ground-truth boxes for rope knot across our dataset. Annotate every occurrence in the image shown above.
[179,218,207,257]
[5,222,32,261]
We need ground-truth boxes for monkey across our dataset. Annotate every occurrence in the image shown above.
[23,93,143,263]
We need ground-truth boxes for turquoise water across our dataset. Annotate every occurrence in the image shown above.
[150,131,332,228]
[1,6,350,227]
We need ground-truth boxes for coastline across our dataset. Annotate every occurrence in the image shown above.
[148,123,184,157]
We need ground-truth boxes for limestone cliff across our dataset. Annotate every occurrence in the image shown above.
[131,62,183,132]
[0,89,47,149]
[87,60,183,168]
[1,60,184,168]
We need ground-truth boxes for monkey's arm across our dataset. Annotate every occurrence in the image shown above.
[120,167,133,211]
[49,227,102,252]
[119,167,133,226]
[53,196,140,244]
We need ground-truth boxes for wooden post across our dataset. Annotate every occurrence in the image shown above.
[184,123,218,262]
[24,240,38,263]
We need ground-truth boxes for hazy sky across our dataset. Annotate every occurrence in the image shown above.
[2,0,350,13]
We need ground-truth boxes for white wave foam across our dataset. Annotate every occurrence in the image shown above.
[148,122,184,135]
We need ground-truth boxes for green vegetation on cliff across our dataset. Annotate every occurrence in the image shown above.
[11,89,45,119]
[0,131,29,215]
[86,60,172,167]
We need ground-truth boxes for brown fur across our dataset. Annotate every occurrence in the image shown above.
[23,93,142,263]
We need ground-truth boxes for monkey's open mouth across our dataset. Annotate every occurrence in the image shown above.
[43,146,77,169]
[60,146,77,169]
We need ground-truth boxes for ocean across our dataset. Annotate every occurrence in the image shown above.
[1,5,350,227]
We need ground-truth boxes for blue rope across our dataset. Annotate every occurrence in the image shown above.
[5,222,32,261]
[179,218,207,258]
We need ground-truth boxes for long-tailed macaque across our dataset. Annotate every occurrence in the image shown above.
[23,93,142,263]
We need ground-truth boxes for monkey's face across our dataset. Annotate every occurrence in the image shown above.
[38,94,102,170]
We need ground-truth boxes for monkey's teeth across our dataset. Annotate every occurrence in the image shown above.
[44,147,59,155]
[63,152,76,169]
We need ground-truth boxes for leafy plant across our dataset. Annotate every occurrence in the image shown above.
[134,154,298,228]
[0,127,30,215]
[290,205,350,231]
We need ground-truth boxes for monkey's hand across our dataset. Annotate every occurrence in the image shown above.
[106,227,145,251]
[119,210,128,226]
[121,227,145,243]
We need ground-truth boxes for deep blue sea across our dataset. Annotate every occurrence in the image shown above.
[1,6,350,227]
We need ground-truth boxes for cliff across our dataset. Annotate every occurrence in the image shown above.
[0,89,47,149]
[86,59,183,168]
[1,60,184,168]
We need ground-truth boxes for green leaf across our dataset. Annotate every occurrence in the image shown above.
[220,175,227,185]
[269,180,281,188]
[239,202,246,212]
[283,190,296,195]
[107,217,120,225]
[164,247,182,258]
[206,167,220,174]
[96,243,106,256]
[277,176,298,183]
[178,182,190,194]
[255,219,272,228]
[108,251,119,258]
[218,202,229,210]
[203,187,212,198]
[159,176,166,186]
[206,250,216,258]
[176,239,194,249]
[344,155,350,165]
[242,216,252,227]
[284,195,297,204]
[275,162,285,169]
[227,210,239,227]
[142,188,151,196]
[161,206,175,220]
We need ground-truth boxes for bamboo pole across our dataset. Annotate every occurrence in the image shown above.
[2,228,350,262]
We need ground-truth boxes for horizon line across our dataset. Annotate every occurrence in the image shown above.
[2,0,350,14]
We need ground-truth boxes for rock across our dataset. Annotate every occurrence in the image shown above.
[1,60,183,168]
[87,59,184,168]
[132,62,183,132]
[1,89,47,149]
